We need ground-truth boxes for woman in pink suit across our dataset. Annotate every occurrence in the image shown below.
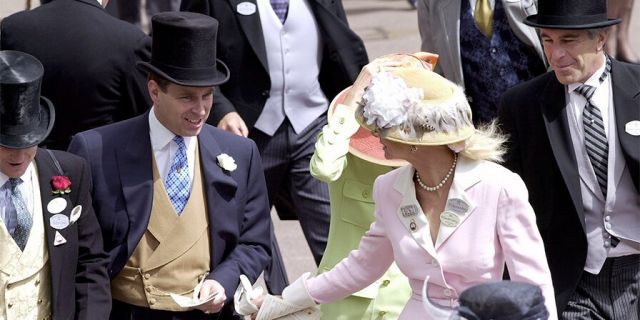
[254,56,557,320]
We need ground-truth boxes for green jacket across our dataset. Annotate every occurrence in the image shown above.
[311,122,411,320]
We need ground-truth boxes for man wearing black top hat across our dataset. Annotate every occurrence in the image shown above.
[498,0,640,318]
[68,12,271,319]
[0,50,110,319]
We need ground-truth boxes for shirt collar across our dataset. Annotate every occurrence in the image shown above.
[0,162,35,189]
[568,59,607,94]
[148,106,195,151]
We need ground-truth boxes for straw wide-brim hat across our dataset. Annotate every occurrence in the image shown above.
[355,66,474,146]
[328,88,407,167]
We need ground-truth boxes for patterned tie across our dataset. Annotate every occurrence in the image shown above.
[575,59,611,197]
[474,0,493,37]
[270,0,289,23]
[165,136,191,215]
[3,178,32,251]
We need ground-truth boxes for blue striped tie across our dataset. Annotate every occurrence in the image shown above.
[165,136,190,214]
[575,59,611,197]
[270,0,289,23]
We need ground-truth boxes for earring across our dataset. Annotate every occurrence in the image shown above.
[410,145,418,153]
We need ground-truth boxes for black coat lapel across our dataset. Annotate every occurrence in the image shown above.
[198,128,238,266]
[229,0,268,72]
[116,115,154,256]
[540,76,586,232]
[34,150,74,312]
[611,60,640,191]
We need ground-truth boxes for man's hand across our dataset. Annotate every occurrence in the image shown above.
[218,112,249,137]
[195,279,227,315]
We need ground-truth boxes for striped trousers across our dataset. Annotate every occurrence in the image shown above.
[562,254,640,320]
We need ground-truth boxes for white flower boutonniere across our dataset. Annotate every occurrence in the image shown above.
[217,153,237,172]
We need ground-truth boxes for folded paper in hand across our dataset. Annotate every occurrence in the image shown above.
[170,273,218,308]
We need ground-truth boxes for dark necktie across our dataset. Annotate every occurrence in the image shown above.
[270,0,289,23]
[165,136,191,215]
[574,59,611,197]
[3,178,32,250]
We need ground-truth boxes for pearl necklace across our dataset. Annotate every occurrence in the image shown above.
[414,154,458,192]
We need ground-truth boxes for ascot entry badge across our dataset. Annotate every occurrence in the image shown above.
[625,120,640,136]
[47,197,67,214]
[237,2,257,15]
[54,231,67,246]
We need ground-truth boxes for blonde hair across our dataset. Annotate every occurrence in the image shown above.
[457,120,507,163]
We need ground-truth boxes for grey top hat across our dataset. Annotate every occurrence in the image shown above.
[524,0,621,29]
[0,50,55,149]
[137,11,230,87]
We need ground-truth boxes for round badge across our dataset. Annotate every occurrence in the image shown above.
[236,2,256,15]
[409,219,418,232]
[50,214,70,230]
[447,198,469,214]
[47,197,67,214]
[440,211,460,228]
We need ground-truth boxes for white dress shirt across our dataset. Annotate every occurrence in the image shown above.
[148,106,197,188]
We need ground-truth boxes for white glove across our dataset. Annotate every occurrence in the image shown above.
[255,273,320,320]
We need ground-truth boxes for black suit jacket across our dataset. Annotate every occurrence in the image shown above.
[34,149,111,320]
[1,0,151,150]
[180,0,368,127]
[498,59,640,314]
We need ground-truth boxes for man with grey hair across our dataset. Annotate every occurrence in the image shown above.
[499,0,640,318]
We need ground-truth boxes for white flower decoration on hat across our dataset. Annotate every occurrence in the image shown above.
[217,153,237,172]
[361,72,423,130]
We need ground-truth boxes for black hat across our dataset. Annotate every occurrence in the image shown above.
[137,11,230,87]
[0,51,55,149]
[456,281,549,320]
[524,0,621,29]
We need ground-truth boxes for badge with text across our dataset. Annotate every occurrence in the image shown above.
[625,120,640,136]
[54,231,67,246]
[47,197,67,214]
[237,2,256,15]
[447,198,469,215]
[440,211,460,228]
[400,204,419,217]
[69,205,82,224]
[50,214,70,230]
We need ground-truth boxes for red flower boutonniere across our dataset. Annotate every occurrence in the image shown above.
[51,175,72,195]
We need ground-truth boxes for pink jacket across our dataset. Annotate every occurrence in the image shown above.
[306,157,557,319]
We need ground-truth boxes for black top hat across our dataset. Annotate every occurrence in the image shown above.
[0,51,55,149]
[524,0,621,29]
[137,12,230,87]
[456,281,549,320]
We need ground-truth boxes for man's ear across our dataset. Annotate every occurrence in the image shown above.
[597,30,609,52]
[148,80,160,105]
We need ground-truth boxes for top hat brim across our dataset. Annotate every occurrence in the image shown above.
[329,88,407,167]
[524,15,621,29]
[137,59,230,87]
[0,96,55,149]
